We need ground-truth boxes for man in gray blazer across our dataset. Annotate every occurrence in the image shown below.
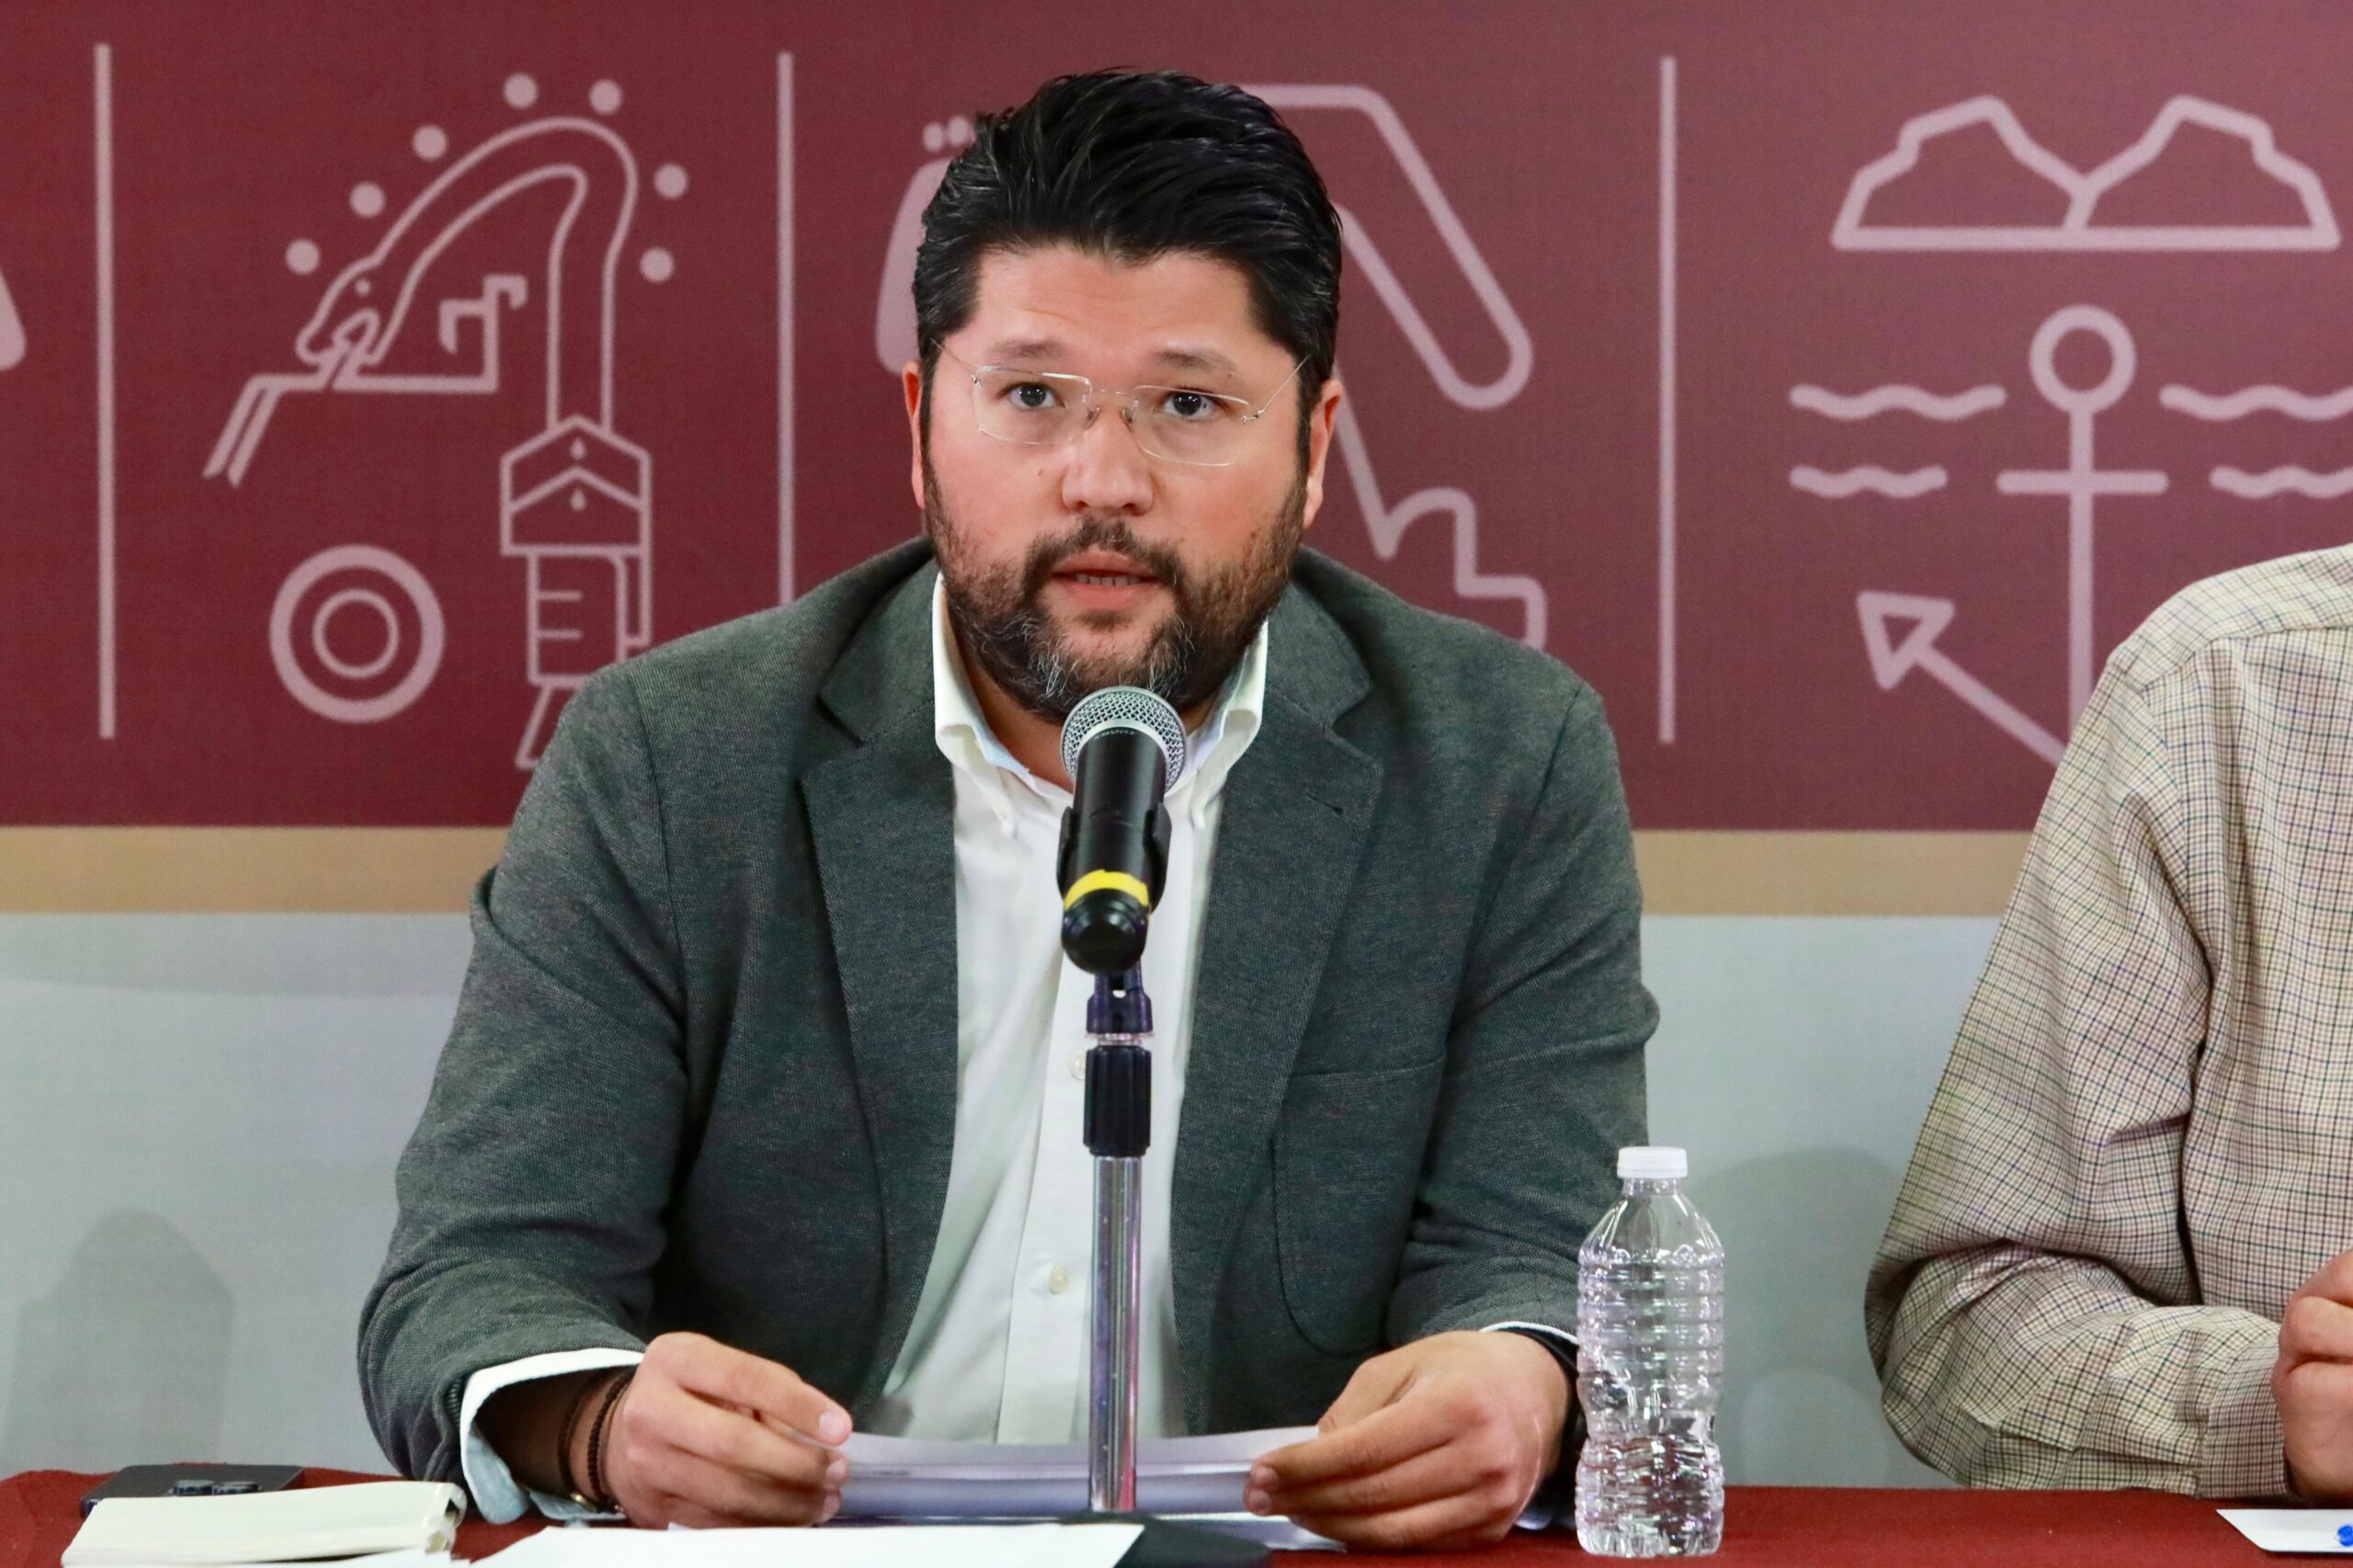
[361,70,1652,1553]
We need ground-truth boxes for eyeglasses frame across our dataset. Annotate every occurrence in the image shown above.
[933,342,1310,468]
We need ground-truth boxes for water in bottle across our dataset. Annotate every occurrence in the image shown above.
[1574,1145,1724,1556]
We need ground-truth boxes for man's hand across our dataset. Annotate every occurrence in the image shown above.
[603,1333,853,1528]
[1246,1330,1571,1551]
[2276,1250,2353,1498]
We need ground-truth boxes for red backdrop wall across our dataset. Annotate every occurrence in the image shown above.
[6,1,2347,829]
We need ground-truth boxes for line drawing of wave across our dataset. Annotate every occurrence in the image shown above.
[2160,384,2353,421]
[1790,465,1949,498]
[1790,384,2006,421]
[2211,465,2353,498]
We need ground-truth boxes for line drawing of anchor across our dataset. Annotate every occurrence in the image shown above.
[207,107,656,769]
[871,85,1546,647]
[1994,305,2167,723]
[1854,305,2168,766]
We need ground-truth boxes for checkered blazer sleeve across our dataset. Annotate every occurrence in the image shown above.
[1863,655,2286,1496]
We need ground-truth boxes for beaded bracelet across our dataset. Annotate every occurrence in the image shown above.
[583,1369,638,1515]
[553,1373,606,1506]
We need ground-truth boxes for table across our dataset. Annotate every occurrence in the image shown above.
[0,1469,2281,1566]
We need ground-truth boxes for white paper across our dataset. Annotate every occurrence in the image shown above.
[64,1485,466,1565]
[83,1554,445,1568]
[473,1523,1141,1568]
[835,1425,1314,1522]
[1164,1514,1340,1552]
[2220,1509,2353,1554]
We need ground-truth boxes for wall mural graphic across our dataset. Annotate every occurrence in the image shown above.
[1792,97,2341,763]
[7,3,2353,834]
[206,74,687,765]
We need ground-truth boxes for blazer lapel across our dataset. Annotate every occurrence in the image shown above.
[801,563,961,1414]
[1171,585,1381,1417]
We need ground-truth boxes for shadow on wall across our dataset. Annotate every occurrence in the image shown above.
[1690,1147,1944,1488]
[0,1210,233,1472]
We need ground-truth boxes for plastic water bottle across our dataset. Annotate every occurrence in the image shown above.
[1574,1145,1725,1557]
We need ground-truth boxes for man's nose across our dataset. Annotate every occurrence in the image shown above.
[1059,403,1155,516]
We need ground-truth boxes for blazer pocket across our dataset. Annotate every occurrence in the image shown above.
[1271,1058,1444,1358]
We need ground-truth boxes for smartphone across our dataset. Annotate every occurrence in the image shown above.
[79,1465,305,1517]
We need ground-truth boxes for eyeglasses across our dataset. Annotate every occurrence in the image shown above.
[938,344,1306,468]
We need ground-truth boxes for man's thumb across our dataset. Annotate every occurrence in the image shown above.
[1318,1355,1406,1434]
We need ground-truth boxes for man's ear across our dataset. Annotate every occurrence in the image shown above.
[1298,377,1345,535]
[903,360,926,513]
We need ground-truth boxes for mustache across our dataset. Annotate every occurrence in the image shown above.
[1020,520,1188,599]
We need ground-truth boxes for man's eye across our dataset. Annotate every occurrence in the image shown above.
[1160,391,1224,421]
[1005,382,1061,412]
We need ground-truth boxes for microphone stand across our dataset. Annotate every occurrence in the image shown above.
[1083,970,1150,1514]
[1064,969,1264,1567]
[1055,710,1264,1566]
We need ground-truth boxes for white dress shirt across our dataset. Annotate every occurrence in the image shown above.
[458,582,1267,1520]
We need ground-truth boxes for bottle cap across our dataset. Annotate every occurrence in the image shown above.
[1618,1145,1688,1180]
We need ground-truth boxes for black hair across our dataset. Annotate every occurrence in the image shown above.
[913,70,1341,426]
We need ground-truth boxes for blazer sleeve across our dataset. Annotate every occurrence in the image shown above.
[1384,680,1656,1346]
[358,666,688,1482]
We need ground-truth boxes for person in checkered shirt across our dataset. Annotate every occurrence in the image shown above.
[1869,546,2353,1500]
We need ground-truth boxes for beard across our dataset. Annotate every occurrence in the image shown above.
[922,449,1306,722]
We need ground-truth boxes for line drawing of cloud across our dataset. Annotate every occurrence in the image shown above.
[1833,95,2338,252]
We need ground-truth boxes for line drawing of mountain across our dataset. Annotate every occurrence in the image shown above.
[1833,95,2338,251]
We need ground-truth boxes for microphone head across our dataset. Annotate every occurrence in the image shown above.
[1060,687,1187,790]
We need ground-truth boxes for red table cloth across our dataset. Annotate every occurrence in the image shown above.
[0,1468,2283,1566]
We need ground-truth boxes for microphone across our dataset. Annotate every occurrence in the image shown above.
[1057,687,1188,975]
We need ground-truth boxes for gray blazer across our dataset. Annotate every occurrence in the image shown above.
[361,540,1653,1481]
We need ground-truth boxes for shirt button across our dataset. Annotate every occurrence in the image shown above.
[1070,1052,1087,1081]
[1048,1267,1073,1295]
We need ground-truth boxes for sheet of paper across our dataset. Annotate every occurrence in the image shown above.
[474,1522,1140,1568]
[85,1554,446,1568]
[2220,1509,2353,1553]
[836,1425,1315,1521]
[1173,1514,1339,1552]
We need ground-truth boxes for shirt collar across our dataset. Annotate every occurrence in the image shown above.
[930,576,1267,833]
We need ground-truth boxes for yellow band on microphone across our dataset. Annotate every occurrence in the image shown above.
[1063,869,1152,913]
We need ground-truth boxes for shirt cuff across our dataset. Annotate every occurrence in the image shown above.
[2199,1333,2290,1499]
[460,1347,646,1523]
[1483,1320,1576,1351]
